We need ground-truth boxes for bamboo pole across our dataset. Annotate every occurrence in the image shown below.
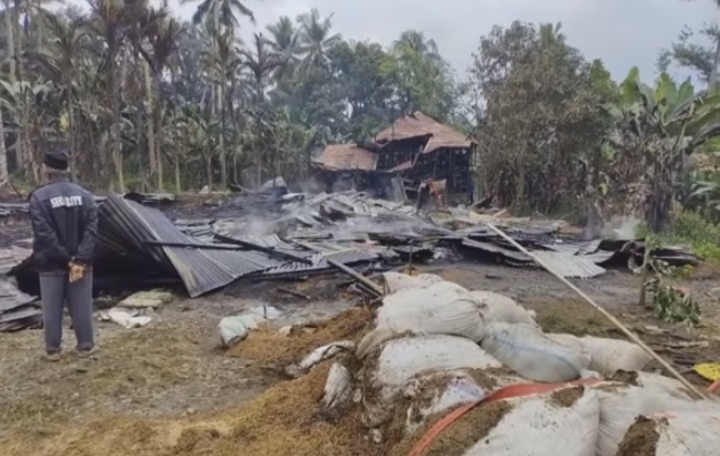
[486,223,713,401]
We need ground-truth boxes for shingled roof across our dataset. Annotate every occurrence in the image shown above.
[312,144,378,171]
[374,111,474,154]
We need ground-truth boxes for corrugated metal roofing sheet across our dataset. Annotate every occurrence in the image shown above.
[312,144,378,171]
[374,111,474,153]
[0,246,32,275]
[263,247,397,277]
[532,251,606,278]
[100,194,282,297]
[0,277,40,332]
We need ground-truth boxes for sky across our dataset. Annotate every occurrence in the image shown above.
[70,0,720,83]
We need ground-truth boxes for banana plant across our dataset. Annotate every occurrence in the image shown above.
[0,79,52,182]
[607,68,720,230]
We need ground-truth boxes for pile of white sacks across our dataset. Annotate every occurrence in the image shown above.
[290,272,720,456]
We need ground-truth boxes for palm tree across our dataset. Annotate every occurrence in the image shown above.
[35,14,86,179]
[394,30,440,62]
[240,33,282,104]
[181,0,254,34]
[86,0,126,190]
[266,15,299,81]
[296,8,341,72]
[145,16,182,190]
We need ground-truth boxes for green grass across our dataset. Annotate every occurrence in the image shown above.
[655,210,720,264]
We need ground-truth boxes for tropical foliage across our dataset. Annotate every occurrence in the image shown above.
[1,1,720,241]
[0,2,460,192]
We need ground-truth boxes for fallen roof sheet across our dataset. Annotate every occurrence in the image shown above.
[531,251,606,278]
[0,246,32,275]
[100,194,282,297]
[262,246,397,278]
[0,277,40,332]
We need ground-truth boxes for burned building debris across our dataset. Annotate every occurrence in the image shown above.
[312,112,477,204]
[0,186,702,331]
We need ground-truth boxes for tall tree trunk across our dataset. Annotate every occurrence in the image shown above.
[34,0,42,52]
[218,78,226,189]
[0,108,8,184]
[1,0,14,183]
[13,0,21,79]
[175,145,181,193]
[153,78,165,192]
[206,154,212,190]
[4,0,15,83]
[68,101,76,181]
[136,109,145,191]
[143,60,157,189]
[110,47,124,192]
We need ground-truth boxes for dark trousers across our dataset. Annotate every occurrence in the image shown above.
[39,270,94,354]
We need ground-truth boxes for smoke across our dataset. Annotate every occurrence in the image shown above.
[600,216,642,240]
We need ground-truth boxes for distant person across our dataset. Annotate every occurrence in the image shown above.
[416,178,440,214]
[28,150,98,361]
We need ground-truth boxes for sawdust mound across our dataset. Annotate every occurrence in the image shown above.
[616,416,660,456]
[15,361,392,456]
[227,307,374,366]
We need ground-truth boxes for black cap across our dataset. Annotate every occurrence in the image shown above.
[44,151,69,171]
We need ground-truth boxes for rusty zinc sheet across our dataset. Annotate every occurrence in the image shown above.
[312,144,378,171]
[374,111,474,153]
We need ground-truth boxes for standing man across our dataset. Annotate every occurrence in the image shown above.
[29,150,98,361]
[415,177,441,214]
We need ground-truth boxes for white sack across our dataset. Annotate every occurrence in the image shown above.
[382,272,443,293]
[218,314,261,347]
[322,363,353,410]
[632,411,720,456]
[546,333,592,370]
[357,281,486,358]
[105,307,152,329]
[373,335,502,391]
[579,336,652,375]
[469,290,538,327]
[404,371,487,435]
[462,387,600,456]
[629,371,695,400]
[593,384,713,456]
[285,341,355,378]
[481,322,587,382]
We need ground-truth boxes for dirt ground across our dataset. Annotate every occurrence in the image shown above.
[1,258,719,455]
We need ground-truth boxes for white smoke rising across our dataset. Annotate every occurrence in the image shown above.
[601,216,642,240]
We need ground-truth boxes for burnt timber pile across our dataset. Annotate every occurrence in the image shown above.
[0,187,699,332]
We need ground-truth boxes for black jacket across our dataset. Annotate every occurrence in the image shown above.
[28,178,98,271]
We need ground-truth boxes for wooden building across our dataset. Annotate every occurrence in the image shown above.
[312,112,477,203]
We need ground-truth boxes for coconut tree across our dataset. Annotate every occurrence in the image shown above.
[266,15,299,82]
[296,8,341,72]
[86,0,126,190]
[144,16,182,190]
[34,14,86,179]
